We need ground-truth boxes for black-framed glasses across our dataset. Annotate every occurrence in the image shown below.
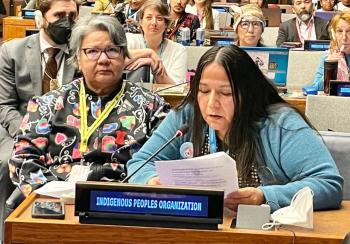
[81,46,123,60]
[239,21,263,30]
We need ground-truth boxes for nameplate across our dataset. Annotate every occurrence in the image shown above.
[330,80,350,97]
[75,182,224,230]
[304,40,330,51]
[22,9,36,19]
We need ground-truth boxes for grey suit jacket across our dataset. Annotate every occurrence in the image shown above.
[0,33,76,144]
[276,16,330,47]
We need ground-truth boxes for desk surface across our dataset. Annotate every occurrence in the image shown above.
[5,193,349,244]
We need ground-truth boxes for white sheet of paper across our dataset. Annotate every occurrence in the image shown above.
[155,152,238,196]
[34,181,75,198]
[68,165,91,183]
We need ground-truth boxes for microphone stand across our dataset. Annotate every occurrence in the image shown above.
[121,132,181,183]
[154,81,188,93]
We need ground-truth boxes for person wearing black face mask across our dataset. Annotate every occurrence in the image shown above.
[0,0,79,242]
[45,15,75,44]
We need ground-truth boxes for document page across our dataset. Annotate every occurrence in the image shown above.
[155,152,238,196]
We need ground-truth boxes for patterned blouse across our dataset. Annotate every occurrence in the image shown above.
[9,79,169,196]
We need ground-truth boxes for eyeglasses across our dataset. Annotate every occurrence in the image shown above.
[239,21,262,30]
[81,46,123,60]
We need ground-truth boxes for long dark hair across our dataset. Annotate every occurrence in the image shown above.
[178,45,310,181]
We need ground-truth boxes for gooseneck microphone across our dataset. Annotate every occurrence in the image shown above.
[121,124,189,183]
[155,82,188,93]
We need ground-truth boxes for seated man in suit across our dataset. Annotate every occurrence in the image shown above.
[0,0,78,241]
[276,0,329,46]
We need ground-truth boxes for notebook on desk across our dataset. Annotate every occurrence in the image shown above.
[240,47,289,90]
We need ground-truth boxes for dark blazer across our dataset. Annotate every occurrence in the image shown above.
[276,16,330,46]
[0,33,76,138]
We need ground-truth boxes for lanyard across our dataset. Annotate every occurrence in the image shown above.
[143,38,165,58]
[295,17,314,43]
[209,127,217,154]
[79,79,125,153]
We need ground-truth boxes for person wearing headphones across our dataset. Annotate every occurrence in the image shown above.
[0,0,78,241]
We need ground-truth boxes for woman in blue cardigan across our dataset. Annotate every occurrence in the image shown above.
[127,45,343,212]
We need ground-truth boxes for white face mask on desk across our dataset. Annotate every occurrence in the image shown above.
[263,187,314,229]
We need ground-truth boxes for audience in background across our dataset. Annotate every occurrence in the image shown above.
[231,4,266,47]
[249,0,268,8]
[8,15,168,197]
[126,0,187,84]
[0,0,79,240]
[127,45,343,212]
[92,0,118,13]
[167,0,200,42]
[336,0,350,11]
[123,0,147,33]
[276,0,329,46]
[312,11,350,90]
[186,0,220,30]
[124,0,146,20]
[317,0,338,11]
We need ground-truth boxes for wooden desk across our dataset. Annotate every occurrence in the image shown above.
[5,193,350,244]
[3,16,35,41]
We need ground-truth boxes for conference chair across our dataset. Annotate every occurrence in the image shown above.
[123,65,151,84]
[286,51,323,89]
[281,13,296,23]
[305,95,350,133]
[278,4,294,14]
[344,232,350,244]
[321,131,350,200]
[79,5,93,17]
[261,27,279,46]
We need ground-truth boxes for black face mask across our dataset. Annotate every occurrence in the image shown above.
[46,16,74,45]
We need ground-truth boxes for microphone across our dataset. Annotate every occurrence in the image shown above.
[154,81,188,93]
[5,188,25,211]
[121,124,189,183]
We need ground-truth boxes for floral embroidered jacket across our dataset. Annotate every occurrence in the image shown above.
[9,79,169,196]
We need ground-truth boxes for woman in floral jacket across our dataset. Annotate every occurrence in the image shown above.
[8,15,169,196]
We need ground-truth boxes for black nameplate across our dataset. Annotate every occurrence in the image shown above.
[22,9,36,19]
[330,80,350,97]
[304,40,330,51]
[75,181,224,230]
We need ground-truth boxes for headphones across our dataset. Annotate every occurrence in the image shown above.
[34,10,44,29]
